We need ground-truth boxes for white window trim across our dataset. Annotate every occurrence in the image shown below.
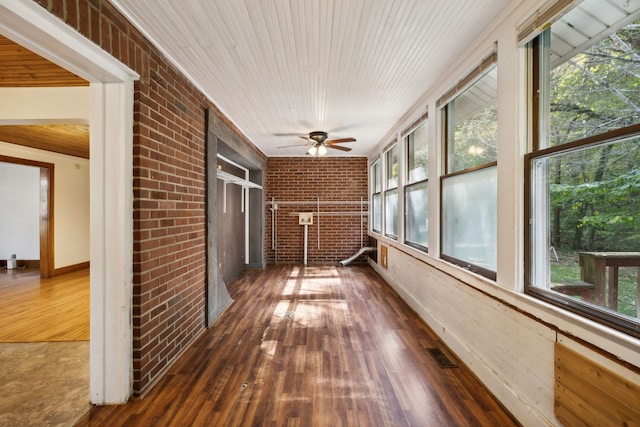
[383,143,401,239]
[403,120,429,251]
[370,159,382,234]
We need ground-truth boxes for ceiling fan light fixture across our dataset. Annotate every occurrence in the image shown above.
[307,144,327,156]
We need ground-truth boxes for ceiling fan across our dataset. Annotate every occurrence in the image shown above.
[279,131,356,156]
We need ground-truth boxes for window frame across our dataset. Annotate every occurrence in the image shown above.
[439,57,498,280]
[383,144,399,240]
[404,119,429,252]
[524,26,640,339]
[371,159,382,234]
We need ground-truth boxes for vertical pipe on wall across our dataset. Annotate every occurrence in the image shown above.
[244,187,249,264]
[271,197,277,264]
[317,196,320,249]
[304,223,308,265]
[361,197,364,248]
[222,182,227,213]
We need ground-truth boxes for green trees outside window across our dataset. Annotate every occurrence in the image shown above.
[527,7,640,336]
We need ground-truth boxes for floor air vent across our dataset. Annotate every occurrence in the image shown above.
[426,348,458,368]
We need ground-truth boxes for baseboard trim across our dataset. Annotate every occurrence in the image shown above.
[54,261,90,276]
[0,259,39,269]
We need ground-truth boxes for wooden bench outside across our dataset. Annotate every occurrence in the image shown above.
[551,281,595,302]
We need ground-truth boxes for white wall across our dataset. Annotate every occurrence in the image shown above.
[0,162,39,260]
[0,87,90,125]
[368,0,640,425]
[0,142,90,268]
[0,82,91,269]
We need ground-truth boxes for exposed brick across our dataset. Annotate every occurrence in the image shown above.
[265,157,368,265]
[40,0,223,397]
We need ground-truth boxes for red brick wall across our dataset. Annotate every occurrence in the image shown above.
[266,157,369,264]
[36,0,262,396]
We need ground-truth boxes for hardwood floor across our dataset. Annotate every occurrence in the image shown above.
[0,267,89,342]
[77,265,518,426]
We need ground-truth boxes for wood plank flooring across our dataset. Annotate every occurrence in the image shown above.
[0,267,89,341]
[77,265,518,426]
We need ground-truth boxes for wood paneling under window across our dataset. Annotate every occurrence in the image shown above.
[554,342,640,426]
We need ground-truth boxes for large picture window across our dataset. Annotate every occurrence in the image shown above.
[405,120,429,250]
[440,58,498,279]
[526,1,640,337]
[384,145,399,239]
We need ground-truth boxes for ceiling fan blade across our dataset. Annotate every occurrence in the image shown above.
[326,144,352,152]
[299,136,312,142]
[325,137,356,144]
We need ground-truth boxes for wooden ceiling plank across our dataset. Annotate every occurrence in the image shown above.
[0,125,90,159]
[0,35,88,88]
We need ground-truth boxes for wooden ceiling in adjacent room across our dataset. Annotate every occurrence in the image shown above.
[0,35,87,87]
[0,35,90,159]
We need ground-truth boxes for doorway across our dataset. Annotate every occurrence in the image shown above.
[0,0,139,405]
[0,50,92,424]
[0,157,54,278]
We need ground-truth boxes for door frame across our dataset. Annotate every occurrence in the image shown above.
[0,0,139,404]
[0,155,54,278]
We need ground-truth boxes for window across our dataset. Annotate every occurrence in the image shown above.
[405,120,429,250]
[440,58,498,279]
[371,160,381,233]
[384,145,398,239]
[526,2,640,337]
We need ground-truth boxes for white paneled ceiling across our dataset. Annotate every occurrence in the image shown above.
[109,0,520,156]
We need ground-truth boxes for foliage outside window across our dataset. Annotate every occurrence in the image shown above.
[384,145,399,239]
[526,5,640,337]
[386,145,399,189]
[371,160,381,233]
[405,121,429,250]
[446,67,498,173]
[441,64,498,279]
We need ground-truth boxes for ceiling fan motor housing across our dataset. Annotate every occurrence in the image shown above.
[309,131,328,143]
